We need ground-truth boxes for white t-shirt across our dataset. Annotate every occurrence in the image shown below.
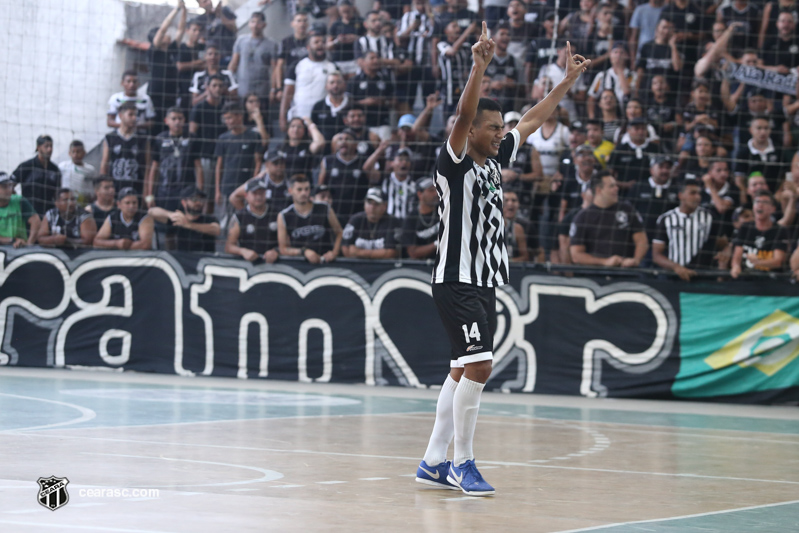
[527,122,570,176]
[107,92,156,126]
[58,161,97,203]
[284,57,339,120]
[535,63,586,122]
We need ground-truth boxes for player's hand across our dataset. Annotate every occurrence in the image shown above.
[471,21,495,71]
[565,42,591,82]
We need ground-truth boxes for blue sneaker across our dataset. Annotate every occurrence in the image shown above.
[416,460,459,490]
[447,460,495,496]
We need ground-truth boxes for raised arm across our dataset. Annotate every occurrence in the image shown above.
[515,42,591,141]
[449,21,496,157]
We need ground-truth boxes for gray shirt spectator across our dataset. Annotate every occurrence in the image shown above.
[228,12,279,99]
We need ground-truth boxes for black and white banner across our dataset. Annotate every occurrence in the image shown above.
[1,249,797,404]
[729,64,798,95]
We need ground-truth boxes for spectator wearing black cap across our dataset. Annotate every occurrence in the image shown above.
[11,135,61,216]
[277,174,343,263]
[314,183,333,205]
[341,187,401,260]
[318,128,375,221]
[280,26,340,132]
[628,155,680,238]
[106,71,157,133]
[607,116,664,191]
[229,150,291,212]
[146,107,202,212]
[400,177,440,260]
[100,102,151,196]
[0,172,40,248]
[38,188,96,249]
[214,101,262,208]
[94,188,154,250]
[226,178,280,263]
[189,42,239,107]
[148,186,220,252]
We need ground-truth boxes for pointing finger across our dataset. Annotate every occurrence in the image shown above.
[482,21,487,40]
[567,41,572,58]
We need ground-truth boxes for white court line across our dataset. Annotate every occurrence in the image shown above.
[553,498,799,532]
[0,520,177,533]
[0,393,96,431]
[82,453,283,487]
[35,433,799,487]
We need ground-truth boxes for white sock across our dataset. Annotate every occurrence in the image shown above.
[452,377,485,467]
[422,375,458,466]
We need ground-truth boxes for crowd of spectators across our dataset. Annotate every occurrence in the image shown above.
[5,0,799,280]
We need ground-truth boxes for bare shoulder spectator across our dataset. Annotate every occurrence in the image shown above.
[730,191,789,278]
[189,43,238,107]
[311,72,351,141]
[341,187,400,260]
[106,70,157,133]
[58,140,97,206]
[400,177,440,260]
[228,12,279,107]
[146,107,202,213]
[280,26,340,132]
[277,174,343,264]
[100,102,151,196]
[148,186,220,252]
[11,135,61,216]
[318,129,375,222]
[86,176,117,230]
[93,188,154,251]
[569,173,649,267]
[37,189,96,249]
[213,102,263,211]
[0,172,41,248]
[652,180,717,280]
[225,178,279,263]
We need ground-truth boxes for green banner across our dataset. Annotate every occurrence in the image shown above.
[674,294,799,398]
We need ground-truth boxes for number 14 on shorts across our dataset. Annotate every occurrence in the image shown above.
[461,322,481,343]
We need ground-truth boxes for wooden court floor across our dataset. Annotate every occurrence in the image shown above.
[0,367,797,532]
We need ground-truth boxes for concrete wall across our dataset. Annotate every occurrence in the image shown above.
[0,0,128,172]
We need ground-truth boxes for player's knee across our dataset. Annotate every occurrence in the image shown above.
[464,360,492,383]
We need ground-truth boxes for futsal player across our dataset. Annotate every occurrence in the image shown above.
[415,22,590,496]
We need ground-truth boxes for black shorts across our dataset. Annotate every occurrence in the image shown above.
[432,282,497,368]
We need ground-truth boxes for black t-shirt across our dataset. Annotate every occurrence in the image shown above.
[329,18,365,62]
[434,8,479,39]
[167,206,218,253]
[279,141,315,179]
[732,222,790,271]
[214,129,262,196]
[152,131,201,198]
[232,205,278,255]
[280,202,336,254]
[148,41,180,105]
[311,98,347,141]
[177,42,204,94]
[342,211,401,251]
[323,152,370,221]
[525,38,558,72]
[106,210,148,241]
[347,71,394,127]
[400,209,440,253]
[278,35,309,67]
[627,179,680,237]
[559,168,593,212]
[263,175,292,211]
[636,41,682,94]
[89,204,115,231]
[733,143,785,191]
[700,181,739,239]
[11,156,61,215]
[763,36,799,69]
[569,202,645,258]
[607,141,664,186]
[104,131,148,195]
[195,10,237,57]
[190,99,226,158]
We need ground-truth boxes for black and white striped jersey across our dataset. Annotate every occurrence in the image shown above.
[381,173,417,220]
[653,206,715,268]
[433,130,521,287]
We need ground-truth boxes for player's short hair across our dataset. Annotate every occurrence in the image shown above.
[473,98,503,126]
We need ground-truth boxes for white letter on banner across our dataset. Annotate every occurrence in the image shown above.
[298,319,333,383]
[238,312,269,379]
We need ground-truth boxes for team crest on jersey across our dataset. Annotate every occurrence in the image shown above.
[357,141,369,154]
[37,476,70,511]
[616,210,629,228]
[755,236,766,249]
[246,224,255,234]
[331,168,340,177]
[113,144,122,155]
